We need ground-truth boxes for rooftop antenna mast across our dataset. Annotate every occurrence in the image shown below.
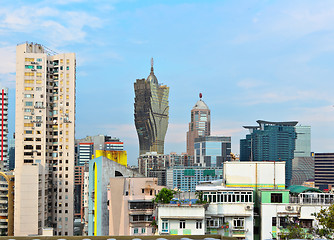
[151,58,154,73]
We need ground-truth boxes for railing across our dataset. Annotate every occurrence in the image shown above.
[290,196,334,205]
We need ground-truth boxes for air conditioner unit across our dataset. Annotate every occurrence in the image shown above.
[245,205,253,211]
[286,205,294,211]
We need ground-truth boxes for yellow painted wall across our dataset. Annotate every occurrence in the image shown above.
[95,150,127,166]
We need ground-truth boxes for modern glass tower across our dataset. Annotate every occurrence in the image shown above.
[134,59,169,155]
[240,120,297,186]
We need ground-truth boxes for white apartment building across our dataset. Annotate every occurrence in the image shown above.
[15,42,75,236]
[157,204,206,235]
[196,184,254,239]
[0,88,8,171]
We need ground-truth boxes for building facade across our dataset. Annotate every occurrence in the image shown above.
[138,152,169,177]
[194,136,231,167]
[166,166,224,192]
[134,59,169,155]
[15,42,75,236]
[240,120,297,186]
[108,177,162,236]
[88,156,142,236]
[314,153,334,190]
[0,88,8,171]
[186,94,210,156]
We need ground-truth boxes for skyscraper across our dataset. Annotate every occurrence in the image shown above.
[240,120,297,186]
[134,59,169,155]
[15,42,75,236]
[186,94,210,156]
[0,88,8,171]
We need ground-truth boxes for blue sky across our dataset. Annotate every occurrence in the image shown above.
[1,0,334,165]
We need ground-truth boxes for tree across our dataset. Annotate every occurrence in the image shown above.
[195,191,207,204]
[153,188,176,204]
[275,217,312,240]
[314,203,334,239]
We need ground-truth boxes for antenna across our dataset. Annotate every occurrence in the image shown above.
[151,58,154,68]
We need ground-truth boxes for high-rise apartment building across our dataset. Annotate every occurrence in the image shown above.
[0,88,8,171]
[134,59,169,155]
[240,120,297,186]
[15,42,75,236]
[186,94,210,156]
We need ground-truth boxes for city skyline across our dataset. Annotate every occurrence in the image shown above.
[1,1,334,164]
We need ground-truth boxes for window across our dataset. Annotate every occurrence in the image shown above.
[272,217,277,227]
[66,66,69,70]
[24,115,32,120]
[162,220,169,233]
[271,193,283,203]
[233,218,244,230]
[134,228,138,234]
[180,220,185,229]
[25,87,34,91]
[24,108,33,112]
[36,66,42,69]
[196,220,202,229]
[24,123,33,127]
[37,58,42,62]
[36,80,42,84]
[36,72,42,77]
[24,72,34,76]
[36,87,42,91]
[141,228,145,234]
[24,80,34,84]
[25,130,33,134]
[25,58,34,62]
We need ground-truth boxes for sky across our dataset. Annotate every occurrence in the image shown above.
[1,0,334,165]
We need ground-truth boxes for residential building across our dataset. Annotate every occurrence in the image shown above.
[157,204,206,235]
[0,172,14,236]
[134,59,169,155]
[259,188,334,240]
[196,184,254,239]
[168,152,194,167]
[194,136,231,167]
[74,165,86,222]
[314,153,334,190]
[108,177,163,236]
[0,88,8,171]
[186,94,210,156]
[240,120,297,186]
[88,156,142,236]
[166,166,224,192]
[14,42,76,236]
[138,152,169,177]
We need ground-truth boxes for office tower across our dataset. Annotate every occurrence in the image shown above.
[0,88,8,171]
[240,120,297,186]
[76,135,124,166]
[314,153,334,190]
[166,166,223,192]
[134,59,169,155]
[194,136,231,167]
[291,126,314,185]
[186,93,210,156]
[15,42,75,236]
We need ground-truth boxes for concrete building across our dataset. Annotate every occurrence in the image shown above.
[134,59,169,155]
[108,177,162,236]
[0,172,14,236]
[168,152,194,167]
[15,42,76,236]
[138,152,169,177]
[157,204,206,235]
[259,188,334,240]
[8,139,14,171]
[240,120,297,186]
[314,153,334,190]
[74,165,86,222]
[194,136,231,167]
[166,166,224,192]
[196,184,254,239]
[224,161,286,189]
[88,156,142,236]
[186,94,210,156]
[0,88,8,171]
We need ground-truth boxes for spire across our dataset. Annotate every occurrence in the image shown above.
[151,57,154,73]
[199,93,202,99]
